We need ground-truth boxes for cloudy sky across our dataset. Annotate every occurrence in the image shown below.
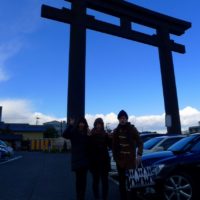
[0,0,200,132]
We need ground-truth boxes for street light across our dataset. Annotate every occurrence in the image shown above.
[36,117,40,125]
[60,121,63,136]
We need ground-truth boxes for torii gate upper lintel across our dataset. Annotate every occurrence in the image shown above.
[41,0,191,134]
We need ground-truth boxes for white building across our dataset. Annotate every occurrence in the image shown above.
[43,120,67,136]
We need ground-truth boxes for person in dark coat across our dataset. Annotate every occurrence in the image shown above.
[89,118,111,200]
[63,117,90,200]
[112,110,143,200]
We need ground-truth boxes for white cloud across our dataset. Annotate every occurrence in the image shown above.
[86,113,166,132]
[0,99,63,125]
[0,99,33,123]
[134,114,166,132]
[86,113,119,129]
[0,68,8,81]
[0,1,40,37]
[0,40,23,82]
[85,107,200,133]
[8,3,40,35]
[0,99,200,132]
[180,106,200,127]
[0,1,40,82]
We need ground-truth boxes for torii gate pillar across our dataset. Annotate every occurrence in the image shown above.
[67,1,86,121]
[158,27,181,133]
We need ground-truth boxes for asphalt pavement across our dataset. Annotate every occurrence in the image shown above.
[0,152,121,200]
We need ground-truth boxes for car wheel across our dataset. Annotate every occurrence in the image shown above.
[164,174,193,200]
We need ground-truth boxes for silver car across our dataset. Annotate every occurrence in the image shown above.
[143,135,186,154]
[0,140,14,156]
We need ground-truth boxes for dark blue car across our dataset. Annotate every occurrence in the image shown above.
[138,133,200,200]
[0,147,7,160]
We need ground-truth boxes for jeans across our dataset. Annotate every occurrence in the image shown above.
[117,165,138,200]
[75,168,88,200]
[91,169,109,200]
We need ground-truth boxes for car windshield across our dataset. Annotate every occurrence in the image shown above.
[144,137,164,149]
[140,134,158,142]
[168,135,197,152]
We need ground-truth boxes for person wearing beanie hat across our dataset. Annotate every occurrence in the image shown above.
[88,118,111,200]
[63,117,90,200]
[117,110,128,120]
[112,110,143,200]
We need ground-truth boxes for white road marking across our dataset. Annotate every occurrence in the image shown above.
[0,156,23,165]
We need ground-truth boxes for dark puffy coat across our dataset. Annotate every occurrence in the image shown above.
[88,129,111,172]
[63,125,90,171]
[112,122,143,169]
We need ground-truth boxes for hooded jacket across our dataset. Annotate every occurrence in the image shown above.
[63,118,90,171]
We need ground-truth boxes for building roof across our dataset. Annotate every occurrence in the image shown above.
[0,122,47,133]
[44,120,60,124]
[44,120,67,125]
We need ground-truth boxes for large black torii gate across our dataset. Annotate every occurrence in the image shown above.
[41,0,191,134]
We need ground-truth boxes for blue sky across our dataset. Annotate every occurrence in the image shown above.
[0,0,200,132]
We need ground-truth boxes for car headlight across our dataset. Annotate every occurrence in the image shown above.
[152,164,165,175]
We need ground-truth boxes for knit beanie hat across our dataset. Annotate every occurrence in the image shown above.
[117,110,128,120]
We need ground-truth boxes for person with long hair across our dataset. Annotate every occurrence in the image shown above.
[63,117,90,200]
[89,118,111,200]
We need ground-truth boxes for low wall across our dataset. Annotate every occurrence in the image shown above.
[30,137,71,152]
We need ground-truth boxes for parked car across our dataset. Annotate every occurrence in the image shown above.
[0,147,8,159]
[140,133,166,143]
[0,140,14,157]
[137,133,200,200]
[108,150,117,175]
[143,135,186,154]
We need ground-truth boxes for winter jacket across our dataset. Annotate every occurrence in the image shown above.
[63,125,90,171]
[112,122,143,169]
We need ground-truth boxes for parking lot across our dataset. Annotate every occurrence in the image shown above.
[0,152,122,200]
[2,132,200,200]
